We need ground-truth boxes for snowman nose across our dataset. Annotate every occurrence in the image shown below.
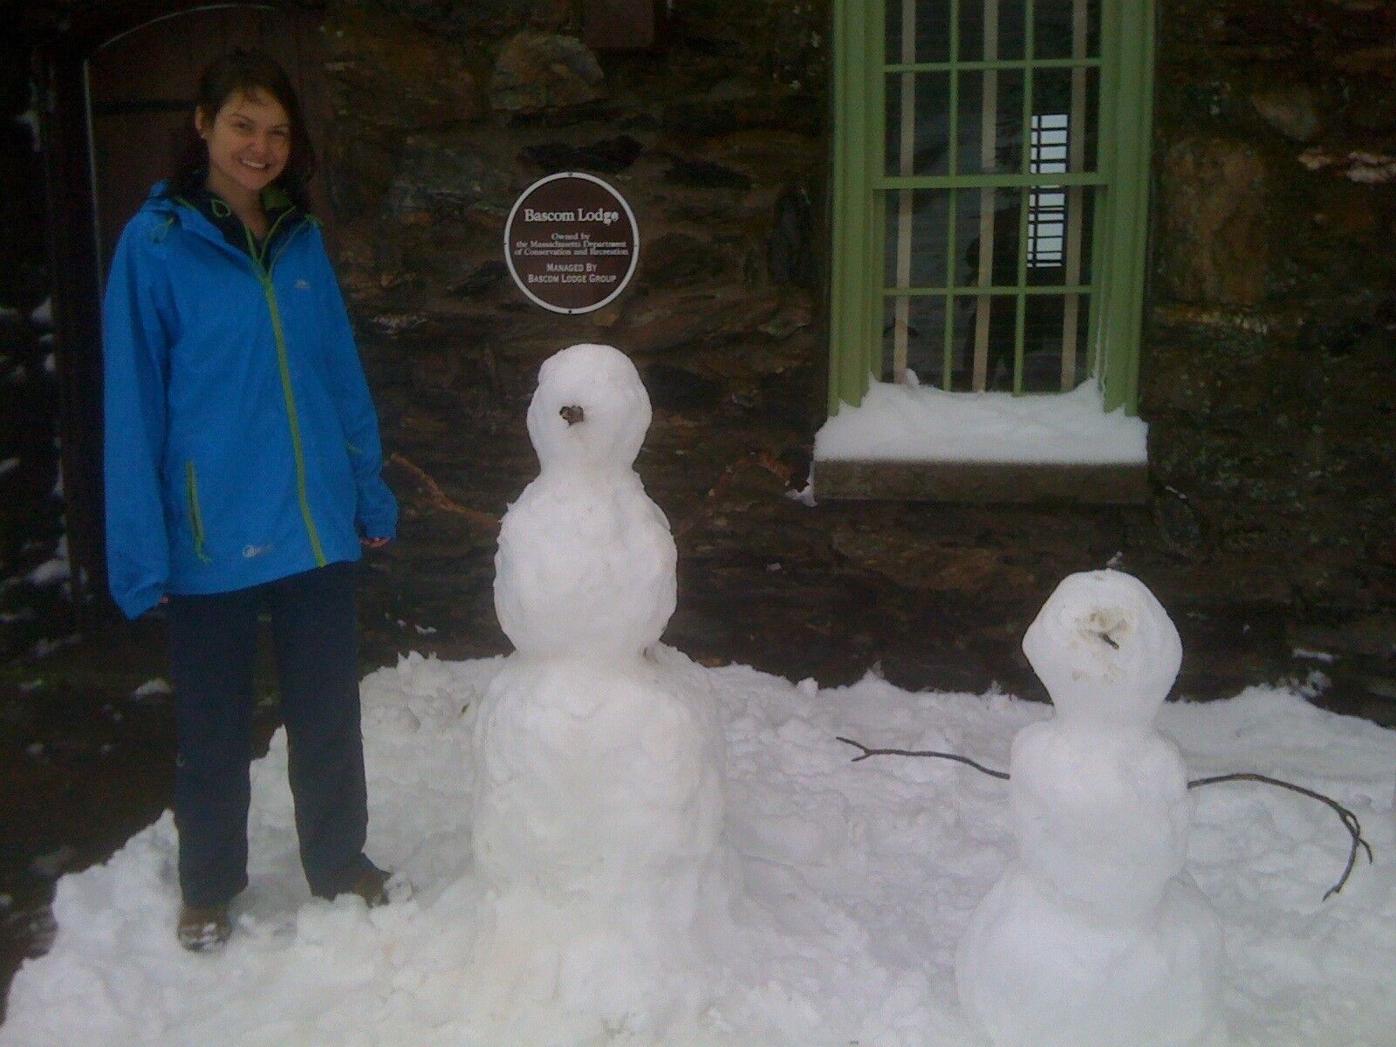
[560,405,585,425]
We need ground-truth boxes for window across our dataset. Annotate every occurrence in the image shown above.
[829,0,1155,413]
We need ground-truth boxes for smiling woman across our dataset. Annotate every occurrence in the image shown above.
[35,4,337,624]
[100,48,400,951]
[173,49,315,237]
[194,91,292,236]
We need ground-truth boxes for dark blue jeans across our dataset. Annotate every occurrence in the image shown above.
[167,562,370,907]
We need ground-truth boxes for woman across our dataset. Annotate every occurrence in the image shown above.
[103,49,398,950]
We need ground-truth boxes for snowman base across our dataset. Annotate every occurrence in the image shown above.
[472,650,726,892]
[956,866,1224,1046]
[470,648,734,1033]
[463,876,732,1040]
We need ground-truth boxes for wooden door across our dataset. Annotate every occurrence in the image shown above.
[89,4,331,275]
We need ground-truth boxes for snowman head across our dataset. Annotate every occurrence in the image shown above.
[526,344,652,473]
[1021,570,1182,730]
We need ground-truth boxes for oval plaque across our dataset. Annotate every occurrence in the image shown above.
[503,172,640,314]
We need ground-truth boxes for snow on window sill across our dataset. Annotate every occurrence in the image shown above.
[813,379,1148,467]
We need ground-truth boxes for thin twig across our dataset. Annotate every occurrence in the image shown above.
[388,452,500,532]
[835,737,1010,780]
[835,736,1373,899]
[1186,772,1373,900]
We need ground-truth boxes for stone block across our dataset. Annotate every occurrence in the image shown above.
[490,32,604,113]
[1156,136,1269,306]
[322,8,479,130]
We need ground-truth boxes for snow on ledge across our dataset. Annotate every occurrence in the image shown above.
[814,379,1148,465]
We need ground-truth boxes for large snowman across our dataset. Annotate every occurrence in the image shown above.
[956,570,1225,1047]
[469,343,730,1033]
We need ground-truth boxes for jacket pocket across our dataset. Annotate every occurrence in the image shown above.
[184,461,213,564]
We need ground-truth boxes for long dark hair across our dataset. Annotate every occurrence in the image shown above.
[167,48,317,210]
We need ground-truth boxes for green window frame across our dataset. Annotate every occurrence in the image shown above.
[828,0,1155,416]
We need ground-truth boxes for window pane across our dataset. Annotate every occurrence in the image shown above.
[884,189,955,288]
[1027,184,1096,287]
[1031,67,1099,173]
[1022,293,1092,392]
[952,293,1016,390]
[882,295,953,385]
[953,185,1025,288]
[885,0,952,65]
[954,186,1026,392]
[955,68,1026,174]
[885,72,952,178]
[960,0,1027,62]
[1034,0,1101,60]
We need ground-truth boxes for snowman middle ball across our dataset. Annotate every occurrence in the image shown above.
[494,344,677,659]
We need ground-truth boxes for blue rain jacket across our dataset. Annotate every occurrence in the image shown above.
[103,184,397,619]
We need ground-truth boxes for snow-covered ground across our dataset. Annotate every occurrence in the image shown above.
[3,654,1393,1046]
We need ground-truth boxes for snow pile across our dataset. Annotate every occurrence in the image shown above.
[470,344,733,1036]
[813,379,1147,464]
[957,572,1223,1046]
[2,658,1395,1045]
[4,354,1392,1046]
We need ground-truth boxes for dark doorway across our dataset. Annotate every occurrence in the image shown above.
[38,1,330,621]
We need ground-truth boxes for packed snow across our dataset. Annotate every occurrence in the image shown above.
[5,346,1394,1046]
[813,379,1148,464]
[3,662,1394,1046]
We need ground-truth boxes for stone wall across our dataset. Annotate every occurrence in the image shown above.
[6,0,1393,675]
[309,0,831,647]
[1146,0,1396,613]
[322,0,1393,626]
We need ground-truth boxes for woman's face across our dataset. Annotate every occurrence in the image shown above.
[195,88,291,205]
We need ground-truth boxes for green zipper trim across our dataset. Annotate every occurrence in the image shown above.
[185,462,213,564]
[246,222,327,567]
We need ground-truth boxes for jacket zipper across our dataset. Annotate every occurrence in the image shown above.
[185,461,213,564]
[244,220,328,568]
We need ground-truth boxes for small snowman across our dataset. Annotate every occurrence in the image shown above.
[956,570,1224,1047]
[469,344,729,1033]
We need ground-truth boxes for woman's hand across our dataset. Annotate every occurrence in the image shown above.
[361,536,391,549]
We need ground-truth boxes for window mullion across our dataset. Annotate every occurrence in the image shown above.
[883,171,1103,188]
[972,0,1000,393]
[892,0,917,384]
[1060,0,1089,390]
[1012,0,1036,395]
[887,57,1103,73]
[888,283,1097,297]
[942,0,962,389]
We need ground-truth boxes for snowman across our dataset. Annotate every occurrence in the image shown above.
[468,343,730,1032]
[955,570,1225,1047]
